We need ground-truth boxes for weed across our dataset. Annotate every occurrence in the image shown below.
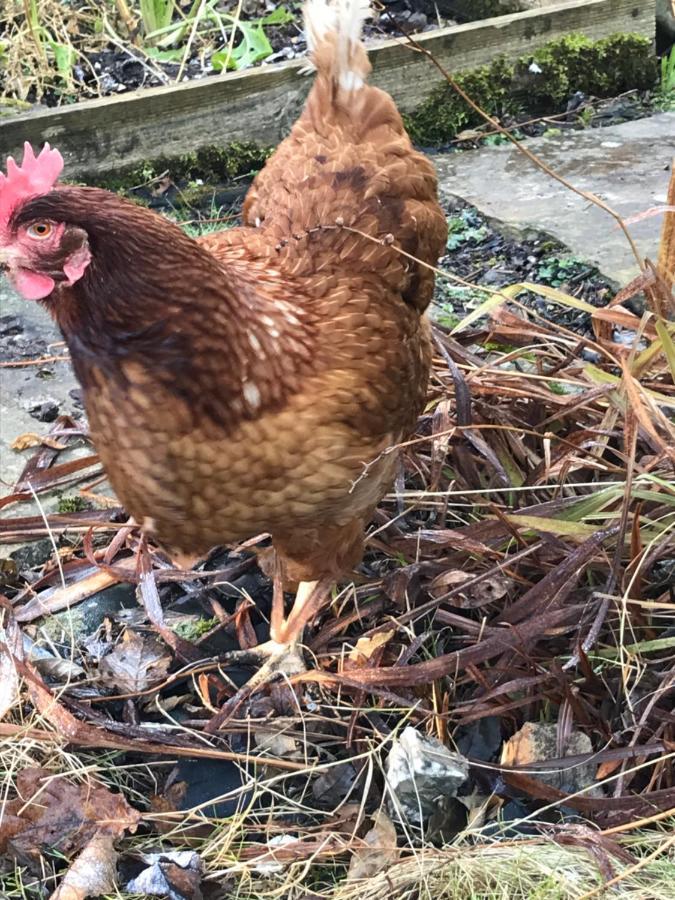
[173,616,218,640]
[139,0,175,40]
[446,210,489,250]
[536,255,585,287]
[655,46,675,111]
[211,6,294,72]
[170,194,235,237]
[0,0,298,104]
[56,495,89,514]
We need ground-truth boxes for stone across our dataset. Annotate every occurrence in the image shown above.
[28,400,60,423]
[434,113,675,287]
[0,315,23,337]
[501,722,603,796]
[386,726,469,826]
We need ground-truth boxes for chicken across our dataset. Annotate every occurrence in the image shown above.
[0,0,447,691]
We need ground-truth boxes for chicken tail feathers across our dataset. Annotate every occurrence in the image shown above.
[303,0,372,93]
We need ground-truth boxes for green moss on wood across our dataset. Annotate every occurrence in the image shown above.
[403,55,517,144]
[448,0,523,20]
[89,141,272,192]
[407,32,657,146]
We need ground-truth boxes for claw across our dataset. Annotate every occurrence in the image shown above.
[204,640,306,733]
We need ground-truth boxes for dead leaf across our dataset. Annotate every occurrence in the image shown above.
[50,833,117,900]
[251,834,299,875]
[0,603,23,719]
[0,766,140,865]
[255,728,299,758]
[10,432,67,452]
[11,432,42,451]
[429,570,511,608]
[30,651,86,682]
[454,128,485,142]
[347,629,395,667]
[26,666,85,738]
[596,758,623,780]
[347,809,399,881]
[100,629,171,694]
[15,569,121,623]
[459,573,511,608]
[428,569,472,600]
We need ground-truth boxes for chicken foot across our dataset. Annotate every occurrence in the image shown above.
[204,578,333,732]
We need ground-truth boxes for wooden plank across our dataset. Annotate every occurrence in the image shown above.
[0,0,655,178]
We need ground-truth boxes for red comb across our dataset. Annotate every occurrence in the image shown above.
[0,142,64,231]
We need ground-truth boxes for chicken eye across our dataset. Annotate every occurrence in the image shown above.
[27,222,52,239]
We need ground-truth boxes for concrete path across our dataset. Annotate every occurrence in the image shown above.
[434,112,675,286]
[0,281,80,492]
[1,113,673,502]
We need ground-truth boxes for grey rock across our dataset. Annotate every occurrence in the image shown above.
[69,583,138,636]
[29,399,60,422]
[386,726,469,826]
[10,540,54,570]
[0,314,23,336]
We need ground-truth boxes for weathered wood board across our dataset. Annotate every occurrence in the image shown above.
[0,0,656,178]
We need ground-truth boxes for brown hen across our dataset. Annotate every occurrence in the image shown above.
[0,0,446,687]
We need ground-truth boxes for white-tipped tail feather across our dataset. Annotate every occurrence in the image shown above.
[303,0,371,91]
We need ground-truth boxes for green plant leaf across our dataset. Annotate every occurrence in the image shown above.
[140,0,175,36]
[145,46,184,62]
[655,319,675,382]
[48,41,76,81]
[261,6,295,25]
[212,21,273,72]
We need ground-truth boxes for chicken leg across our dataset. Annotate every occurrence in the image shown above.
[204,578,333,731]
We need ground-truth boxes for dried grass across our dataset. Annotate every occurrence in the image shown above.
[0,0,108,104]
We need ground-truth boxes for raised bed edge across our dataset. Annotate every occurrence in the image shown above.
[0,0,657,178]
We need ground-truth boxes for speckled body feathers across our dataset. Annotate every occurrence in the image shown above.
[17,1,447,581]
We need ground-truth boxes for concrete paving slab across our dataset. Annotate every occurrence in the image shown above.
[0,281,81,495]
[434,112,675,286]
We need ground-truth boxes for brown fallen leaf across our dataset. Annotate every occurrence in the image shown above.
[10,432,67,452]
[347,809,399,881]
[11,432,43,451]
[459,573,512,609]
[100,628,171,694]
[454,128,485,142]
[15,569,121,623]
[429,570,511,608]
[50,832,117,900]
[0,766,140,866]
[0,602,23,719]
[596,758,623,781]
[347,629,395,667]
[428,569,472,600]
